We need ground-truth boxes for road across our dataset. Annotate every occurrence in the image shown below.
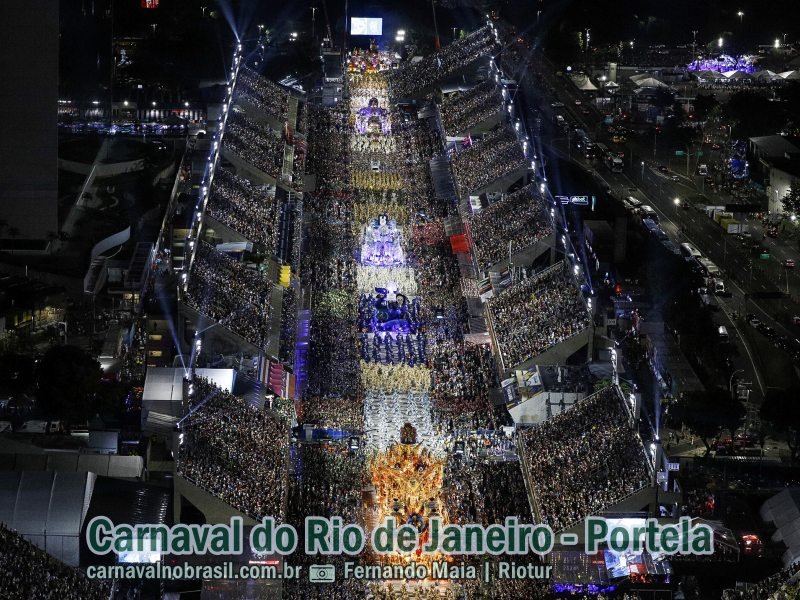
[503,46,800,426]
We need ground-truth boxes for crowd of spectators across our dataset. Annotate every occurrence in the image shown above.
[185,241,274,347]
[0,524,109,600]
[450,125,527,195]
[440,80,504,136]
[468,183,552,271]
[722,561,800,600]
[223,110,286,181]
[176,377,289,522]
[488,263,591,367]
[207,167,279,252]
[390,26,497,97]
[235,66,289,121]
[519,386,651,531]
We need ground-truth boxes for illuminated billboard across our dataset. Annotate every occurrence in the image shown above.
[350,18,383,36]
[141,0,159,7]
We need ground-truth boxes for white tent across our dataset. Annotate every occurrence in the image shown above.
[603,80,620,88]
[754,69,779,80]
[629,73,651,83]
[723,70,749,80]
[784,70,800,81]
[779,70,796,79]
[0,471,96,567]
[761,488,800,568]
[572,76,598,91]
[633,76,668,88]
[698,70,724,80]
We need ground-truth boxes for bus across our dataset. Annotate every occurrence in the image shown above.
[697,257,721,277]
[680,242,702,262]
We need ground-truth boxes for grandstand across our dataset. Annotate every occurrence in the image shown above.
[466,183,553,272]
[485,262,593,372]
[517,386,654,534]
[175,378,290,524]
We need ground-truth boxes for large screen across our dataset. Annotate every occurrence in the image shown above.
[350,17,383,36]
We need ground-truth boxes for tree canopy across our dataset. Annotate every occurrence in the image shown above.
[36,345,102,424]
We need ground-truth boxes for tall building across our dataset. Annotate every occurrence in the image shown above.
[0,1,59,243]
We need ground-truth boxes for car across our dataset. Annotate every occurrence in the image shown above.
[767,227,779,238]
[581,106,591,115]
[574,99,582,105]
[748,318,762,328]
[670,174,680,181]
[658,165,669,173]
[711,143,721,151]
[784,259,795,268]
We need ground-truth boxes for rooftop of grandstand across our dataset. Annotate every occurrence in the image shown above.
[440,80,504,137]
[206,167,280,252]
[390,25,498,97]
[235,66,290,122]
[486,262,591,369]
[176,378,289,522]
[466,183,552,271]
[518,386,652,532]
[450,124,527,196]
[183,241,274,348]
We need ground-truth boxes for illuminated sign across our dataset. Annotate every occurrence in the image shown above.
[350,18,383,36]
[141,0,159,7]
[556,195,591,206]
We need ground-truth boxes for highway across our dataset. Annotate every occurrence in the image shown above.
[503,44,800,418]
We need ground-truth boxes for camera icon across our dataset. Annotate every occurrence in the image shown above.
[309,564,336,583]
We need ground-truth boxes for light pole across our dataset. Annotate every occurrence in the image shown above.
[653,128,659,158]
[691,30,699,60]
[585,28,591,52]
[729,369,744,394]
[737,11,744,24]
[311,7,316,44]
[641,161,645,180]
[674,197,681,214]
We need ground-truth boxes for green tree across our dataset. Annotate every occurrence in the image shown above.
[761,388,800,462]
[692,94,719,122]
[781,181,800,215]
[36,345,102,424]
[674,387,745,456]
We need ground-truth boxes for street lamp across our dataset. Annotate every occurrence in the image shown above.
[674,197,681,214]
[729,369,744,393]
[718,37,724,48]
[737,11,744,23]
[641,161,645,179]
[775,38,780,49]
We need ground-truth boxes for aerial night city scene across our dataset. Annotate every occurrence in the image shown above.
[2,0,800,598]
